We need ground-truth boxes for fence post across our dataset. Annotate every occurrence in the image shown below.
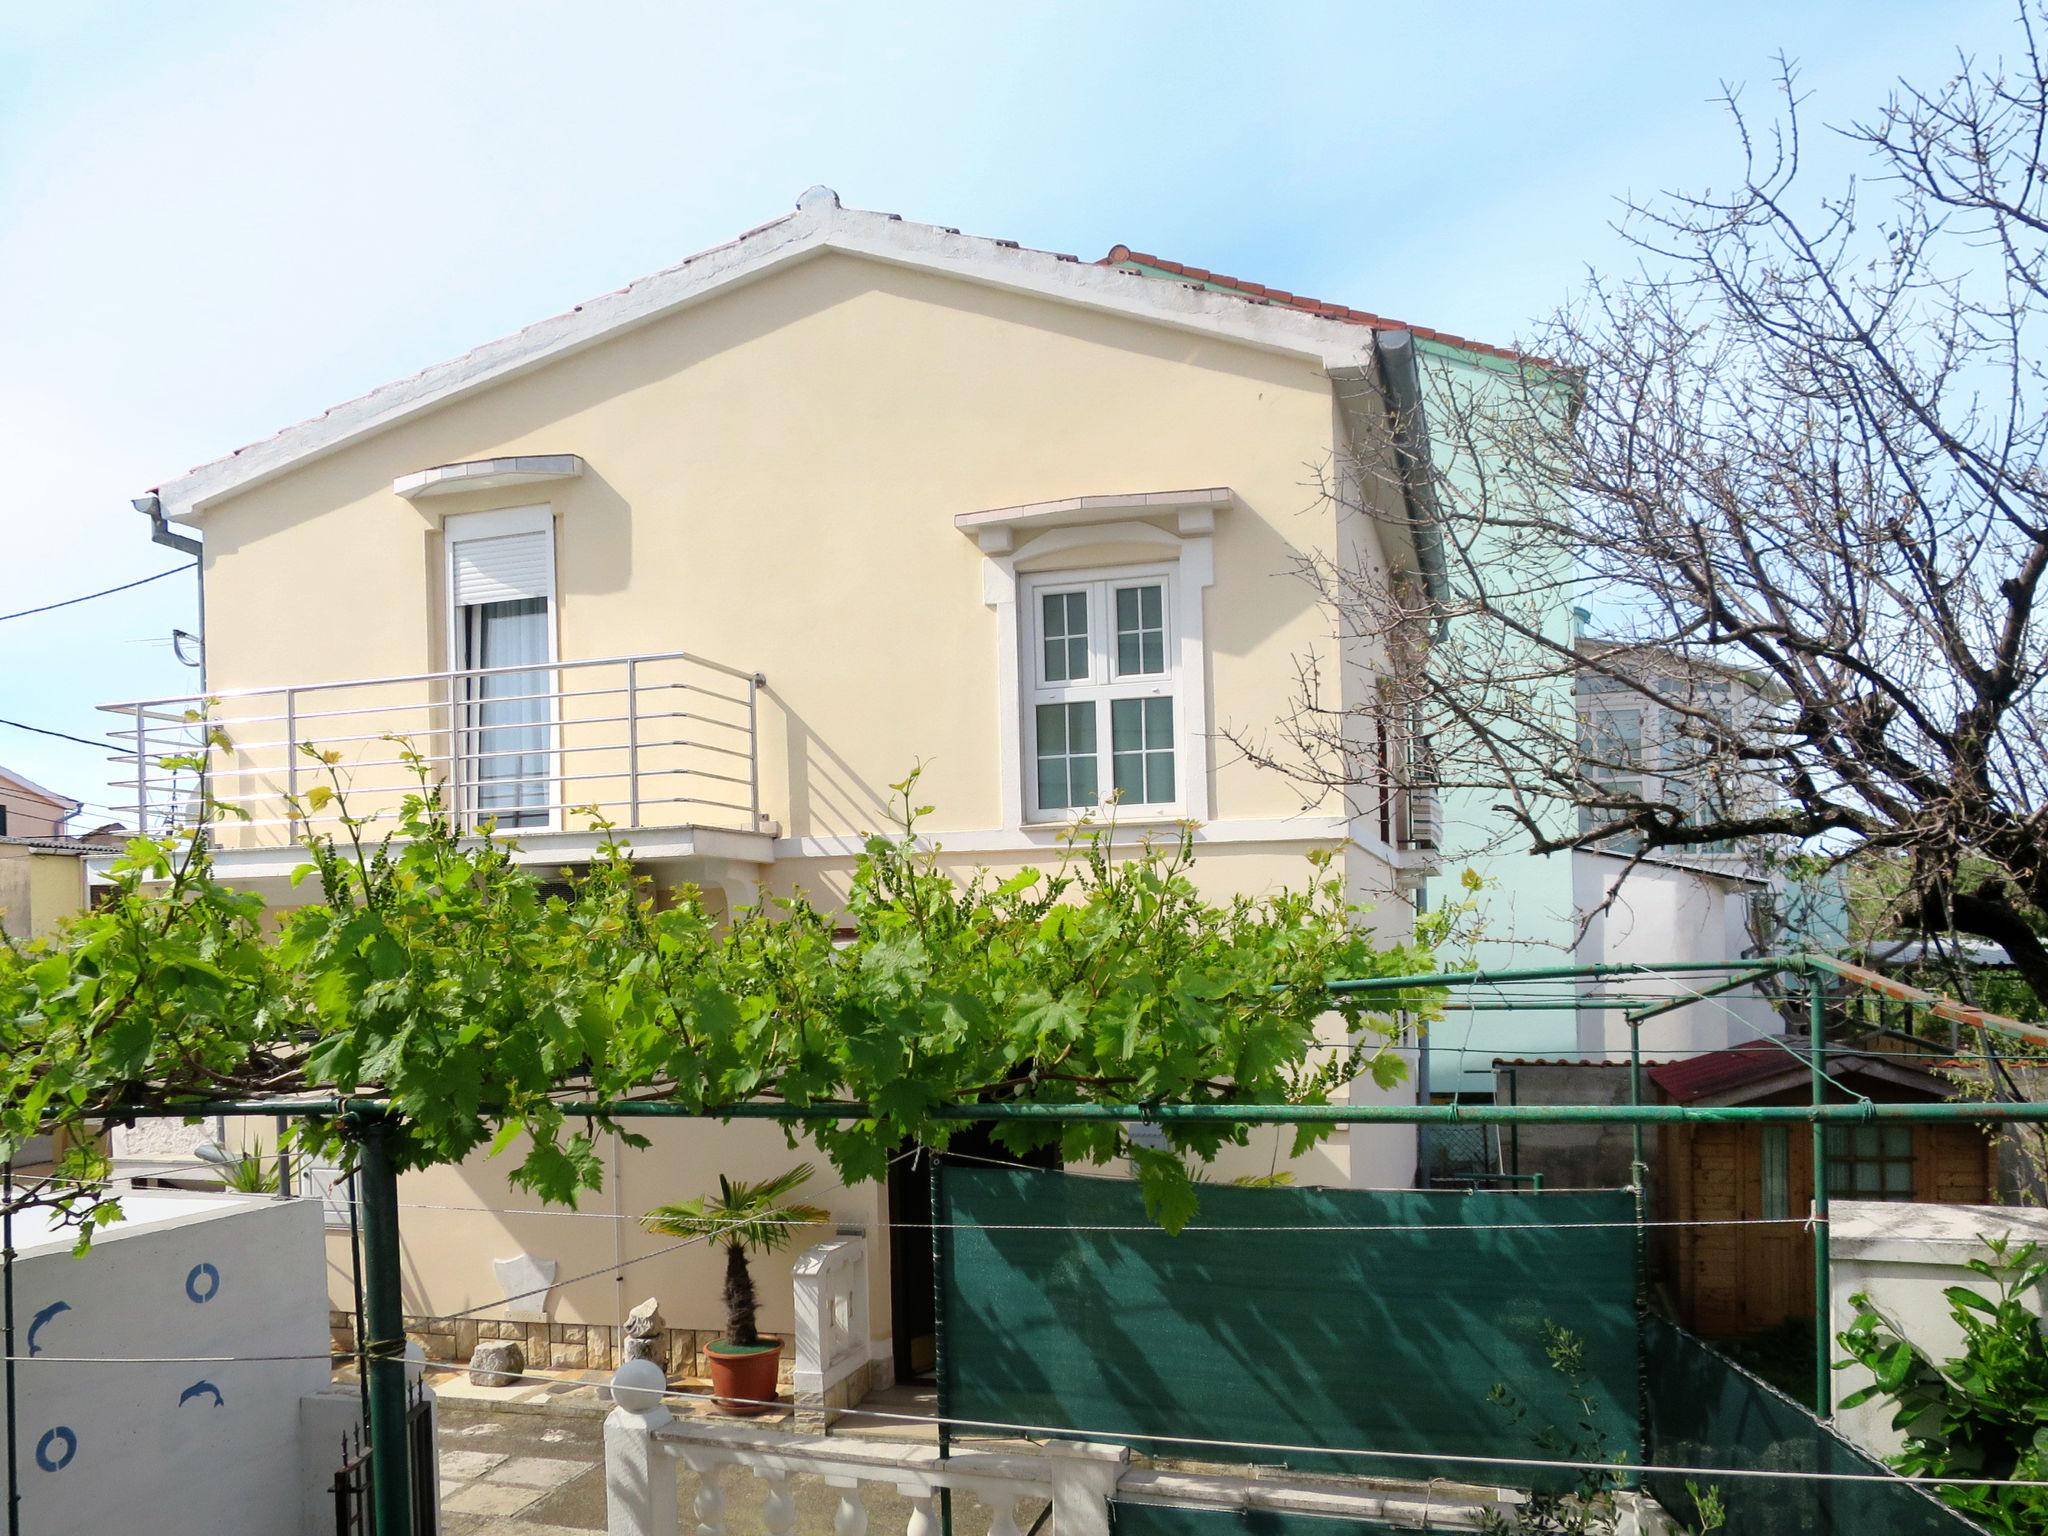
[355,1115,415,1536]
[132,704,148,831]
[748,673,764,829]
[930,1153,953,1536]
[1036,1440,1128,1536]
[5,1160,21,1536]
[1809,972,1831,1419]
[1626,1019,1647,1486]
[625,658,641,829]
[604,1361,677,1536]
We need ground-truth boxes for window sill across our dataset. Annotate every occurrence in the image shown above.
[1019,811,1191,832]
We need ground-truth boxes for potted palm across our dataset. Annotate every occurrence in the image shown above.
[641,1163,827,1415]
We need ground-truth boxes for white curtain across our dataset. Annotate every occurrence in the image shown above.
[462,596,551,826]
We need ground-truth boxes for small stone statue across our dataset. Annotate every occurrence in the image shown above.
[622,1296,668,1373]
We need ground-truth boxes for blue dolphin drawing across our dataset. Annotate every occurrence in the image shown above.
[26,1301,70,1357]
[177,1380,224,1409]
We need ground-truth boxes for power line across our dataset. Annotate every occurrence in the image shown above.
[0,564,195,624]
[0,717,108,751]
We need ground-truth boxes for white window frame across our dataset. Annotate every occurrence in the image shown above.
[442,505,561,832]
[968,508,1218,833]
[1020,559,1192,823]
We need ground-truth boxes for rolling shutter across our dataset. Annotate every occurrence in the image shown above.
[451,530,552,607]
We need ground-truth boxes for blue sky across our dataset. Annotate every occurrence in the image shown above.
[0,0,2017,821]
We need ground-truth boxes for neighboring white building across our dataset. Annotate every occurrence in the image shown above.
[0,1191,347,1536]
[1572,848,1781,1058]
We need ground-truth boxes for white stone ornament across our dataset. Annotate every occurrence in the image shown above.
[491,1253,557,1321]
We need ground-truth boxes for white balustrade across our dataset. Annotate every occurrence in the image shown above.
[600,1360,1588,1535]
[604,1359,1121,1536]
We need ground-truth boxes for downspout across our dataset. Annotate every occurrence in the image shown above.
[1371,329,1451,630]
[133,494,204,689]
[133,495,205,836]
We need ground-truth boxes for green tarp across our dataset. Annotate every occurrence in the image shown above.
[1110,1502,1408,1536]
[1642,1315,1984,1535]
[936,1167,1639,1489]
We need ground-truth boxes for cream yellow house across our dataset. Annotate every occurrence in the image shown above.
[0,766,120,943]
[102,190,1471,1396]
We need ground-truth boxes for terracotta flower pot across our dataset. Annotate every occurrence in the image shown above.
[705,1338,782,1415]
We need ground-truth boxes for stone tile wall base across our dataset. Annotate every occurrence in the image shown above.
[344,1309,822,1397]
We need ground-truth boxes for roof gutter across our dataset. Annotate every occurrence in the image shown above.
[133,493,205,685]
[1371,330,1451,625]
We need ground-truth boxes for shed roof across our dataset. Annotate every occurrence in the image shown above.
[1649,1038,1957,1105]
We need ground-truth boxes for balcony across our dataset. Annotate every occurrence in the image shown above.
[98,651,773,883]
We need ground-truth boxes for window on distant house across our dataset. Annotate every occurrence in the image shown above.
[0,806,9,837]
[445,508,557,830]
[1024,570,1177,817]
[1577,703,1646,849]
[1825,1124,1915,1200]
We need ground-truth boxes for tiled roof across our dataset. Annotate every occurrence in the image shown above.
[1100,246,1532,364]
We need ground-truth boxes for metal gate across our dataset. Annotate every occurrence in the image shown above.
[330,1384,437,1536]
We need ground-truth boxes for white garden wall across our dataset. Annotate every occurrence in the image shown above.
[1,1191,331,1536]
[1827,1199,2048,1455]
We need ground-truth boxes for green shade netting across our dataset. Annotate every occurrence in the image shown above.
[1642,1315,1985,1535]
[937,1167,1639,1490]
[1110,1501,1409,1536]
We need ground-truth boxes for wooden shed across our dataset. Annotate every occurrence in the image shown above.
[1651,1040,1991,1338]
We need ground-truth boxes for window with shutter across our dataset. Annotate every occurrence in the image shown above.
[444,508,557,830]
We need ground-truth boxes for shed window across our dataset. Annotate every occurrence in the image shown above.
[1759,1127,1788,1219]
[1824,1124,1915,1200]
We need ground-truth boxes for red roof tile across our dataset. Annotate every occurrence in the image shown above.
[1100,245,1535,365]
[1649,1042,1810,1103]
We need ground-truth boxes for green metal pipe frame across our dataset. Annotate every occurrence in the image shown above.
[352,1116,413,1536]
[1623,967,1779,1027]
[1325,958,1790,994]
[90,948,2032,1536]
[172,1096,2048,1125]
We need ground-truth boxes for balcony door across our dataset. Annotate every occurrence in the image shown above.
[445,507,557,830]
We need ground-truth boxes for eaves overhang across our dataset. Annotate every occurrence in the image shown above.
[149,189,1380,526]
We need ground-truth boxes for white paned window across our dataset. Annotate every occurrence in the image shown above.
[1024,569,1178,818]
[445,507,557,830]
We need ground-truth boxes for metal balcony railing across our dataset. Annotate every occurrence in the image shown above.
[100,651,767,848]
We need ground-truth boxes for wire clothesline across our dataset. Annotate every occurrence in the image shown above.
[14,1345,2031,1494]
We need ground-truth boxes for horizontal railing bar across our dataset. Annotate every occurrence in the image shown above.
[123,785,759,833]
[121,695,750,750]
[136,683,702,734]
[160,1096,2048,1126]
[100,649,764,711]
[151,735,683,776]
[126,729,740,777]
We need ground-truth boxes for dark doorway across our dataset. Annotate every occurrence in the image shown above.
[887,1130,1060,1381]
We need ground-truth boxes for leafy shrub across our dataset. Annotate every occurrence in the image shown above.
[1837,1237,2048,1536]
